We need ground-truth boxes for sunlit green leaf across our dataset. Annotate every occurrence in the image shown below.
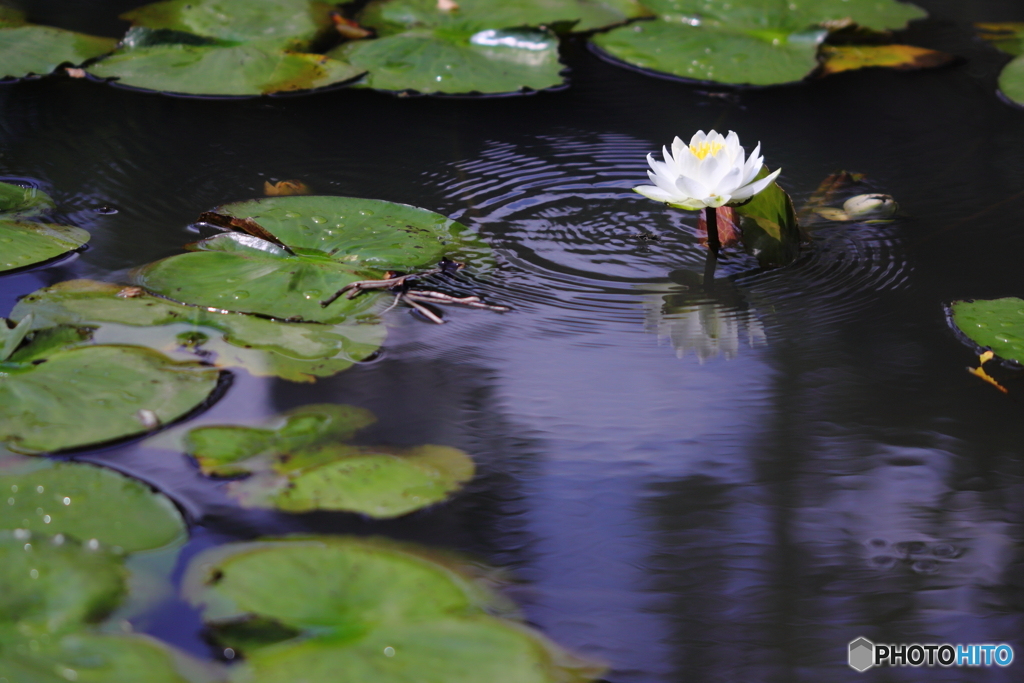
[950,298,1024,363]
[0,342,220,455]
[592,0,926,86]
[88,44,363,97]
[0,461,185,553]
[0,221,90,273]
[12,280,385,382]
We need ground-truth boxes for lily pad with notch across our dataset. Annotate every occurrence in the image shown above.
[331,0,648,94]
[0,21,116,80]
[0,329,221,454]
[183,536,605,683]
[183,404,475,517]
[132,196,491,324]
[590,0,927,86]
[949,298,1024,365]
[11,280,385,383]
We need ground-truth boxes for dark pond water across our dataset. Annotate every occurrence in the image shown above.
[5,0,1024,680]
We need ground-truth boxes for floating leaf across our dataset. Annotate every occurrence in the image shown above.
[0,632,222,683]
[0,180,56,219]
[591,0,926,86]
[0,340,220,455]
[120,0,335,51]
[183,537,605,683]
[0,315,32,361]
[0,460,185,552]
[88,44,363,97]
[950,298,1024,365]
[0,221,90,273]
[998,54,1024,107]
[332,0,647,94]
[184,405,474,517]
[133,196,489,324]
[976,22,1024,57]
[0,24,116,79]
[818,44,954,75]
[185,403,376,476]
[12,280,385,382]
[0,532,126,637]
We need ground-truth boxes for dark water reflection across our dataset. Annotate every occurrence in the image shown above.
[4,0,1024,680]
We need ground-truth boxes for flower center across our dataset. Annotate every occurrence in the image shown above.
[689,141,725,160]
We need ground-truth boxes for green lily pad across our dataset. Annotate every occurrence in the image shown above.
[120,0,334,51]
[333,0,648,94]
[0,633,222,683]
[185,403,376,476]
[0,531,126,637]
[0,5,25,26]
[949,298,1024,364]
[133,196,488,324]
[732,169,801,267]
[0,460,185,553]
[330,28,565,95]
[183,537,604,683]
[0,340,221,455]
[0,24,116,79]
[184,405,475,517]
[998,54,1024,107]
[976,22,1024,57]
[0,221,90,273]
[591,0,926,86]
[0,180,56,219]
[12,280,385,382]
[0,315,33,361]
[88,44,363,97]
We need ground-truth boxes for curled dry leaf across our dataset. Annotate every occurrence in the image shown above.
[263,179,311,196]
[329,12,372,40]
[818,44,955,76]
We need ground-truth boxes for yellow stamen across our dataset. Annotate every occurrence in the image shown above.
[689,141,725,160]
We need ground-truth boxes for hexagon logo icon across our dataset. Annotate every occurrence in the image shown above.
[849,637,875,672]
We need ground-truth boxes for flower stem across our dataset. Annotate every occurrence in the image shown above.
[706,207,721,255]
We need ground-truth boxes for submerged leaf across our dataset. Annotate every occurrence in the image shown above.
[183,537,605,683]
[0,342,220,454]
[0,461,185,552]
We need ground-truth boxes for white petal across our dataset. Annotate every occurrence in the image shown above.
[689,130,707,147]
[705,194,730,208]
[731,167,781,201]
[634,185,676,203]
[649,169,678,194]
[713,165,744,194]
[697,154,722,186]
[676,175,709,200]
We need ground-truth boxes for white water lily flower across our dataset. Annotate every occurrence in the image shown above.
[634,130,781,210]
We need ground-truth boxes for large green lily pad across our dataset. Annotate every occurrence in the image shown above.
[183,537,604,683]
[0,460,185,553]
[0,632,221,683]
[120,0,334,51]
[88,43,363,97]
[12,280,385,382]
[0,24,116,79]
[334,0,647,94]
[0,181,89,273]
[133,196,488,324]
[949,298,1024,364]
[591,0,926,86]
[0,339,221,455]
[0,532,126,637]
[184,405,475,517]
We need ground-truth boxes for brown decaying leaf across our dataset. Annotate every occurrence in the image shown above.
[197,211,294,254]
[818,44,955,76]
[263,180,311,197]
[329,12,372,40]
[696,207,741,249]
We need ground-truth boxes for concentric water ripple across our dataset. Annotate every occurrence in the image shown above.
[423,131,912,342]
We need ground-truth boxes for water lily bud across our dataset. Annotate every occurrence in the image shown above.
[842,194,897,220]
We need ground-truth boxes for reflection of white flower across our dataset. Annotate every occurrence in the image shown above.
[634,130,781,210]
